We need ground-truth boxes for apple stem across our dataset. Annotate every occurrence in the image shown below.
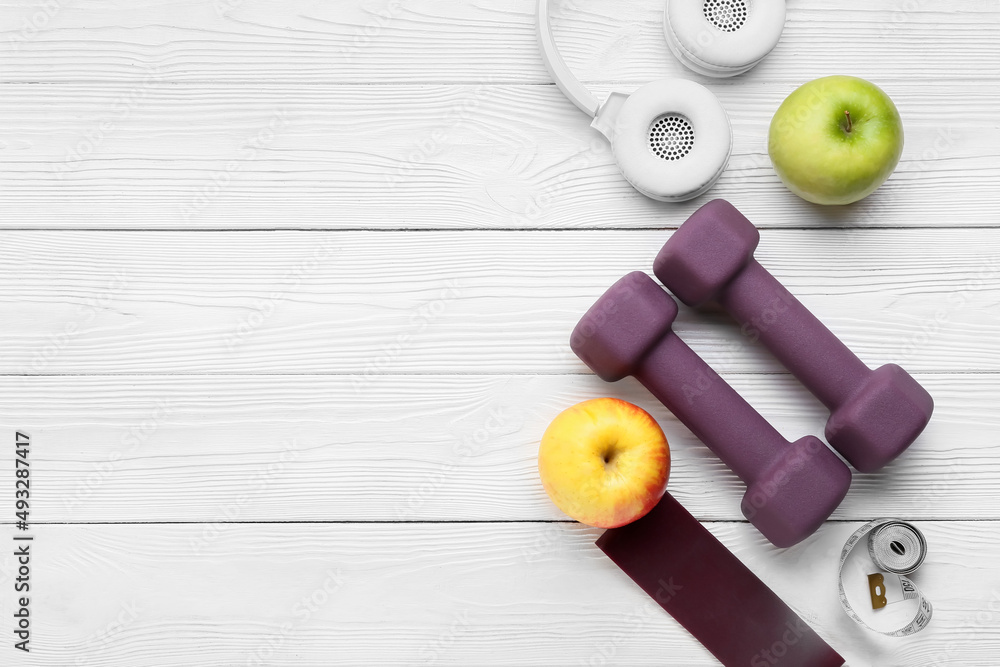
[844,110,853,133]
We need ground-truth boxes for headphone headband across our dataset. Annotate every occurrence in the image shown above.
[537,0,601,117]
[535,0,735,203]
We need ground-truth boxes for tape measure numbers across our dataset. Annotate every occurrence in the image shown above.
[838,519,932,636]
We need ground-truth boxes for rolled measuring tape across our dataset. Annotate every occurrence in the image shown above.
[838,519,932,636]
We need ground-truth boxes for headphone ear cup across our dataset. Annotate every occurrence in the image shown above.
[664,0,786,77]
[609,79,731,203]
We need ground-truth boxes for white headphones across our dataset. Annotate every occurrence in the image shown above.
[537,0,785,202]
[665,0,786,77]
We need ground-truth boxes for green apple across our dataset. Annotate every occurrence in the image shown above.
[768,75,903,205]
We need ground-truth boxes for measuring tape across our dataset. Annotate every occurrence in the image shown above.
[837,519,932,636]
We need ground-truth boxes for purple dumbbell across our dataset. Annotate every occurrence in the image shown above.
[654,199,934,473]
[571,271,851,547]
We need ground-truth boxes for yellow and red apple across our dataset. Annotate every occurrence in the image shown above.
[538,398,669,529]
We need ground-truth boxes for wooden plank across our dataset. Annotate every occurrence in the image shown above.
[0,520,995,665]
[0,2,993,666]
[0,0,997,83]
[0,81,993,229]
[1,228,998,375]
[0,373,994,523]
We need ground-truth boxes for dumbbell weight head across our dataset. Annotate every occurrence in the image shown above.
[570,271,680,382]
[827,363,934,474]
[654,199,934,472]
[571,272,851,547]
[652,198,759,307]
[743,433,852,548]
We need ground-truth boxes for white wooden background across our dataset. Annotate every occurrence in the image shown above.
[1,1,998,665]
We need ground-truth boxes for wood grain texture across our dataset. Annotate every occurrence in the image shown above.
[0,373,995,523]
[0,520,995,666]
[2,228,998,375]
[3,1,998,664]
[1,0,997,84]
[0,80,993,229]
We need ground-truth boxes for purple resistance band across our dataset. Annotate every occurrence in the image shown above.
[597,493,845,667]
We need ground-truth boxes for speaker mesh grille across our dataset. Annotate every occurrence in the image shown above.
[704,0,748,32]
[648,115,695,161]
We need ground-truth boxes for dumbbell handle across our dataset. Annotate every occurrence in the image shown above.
[718,259,870,410]
[635,330,789,485]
